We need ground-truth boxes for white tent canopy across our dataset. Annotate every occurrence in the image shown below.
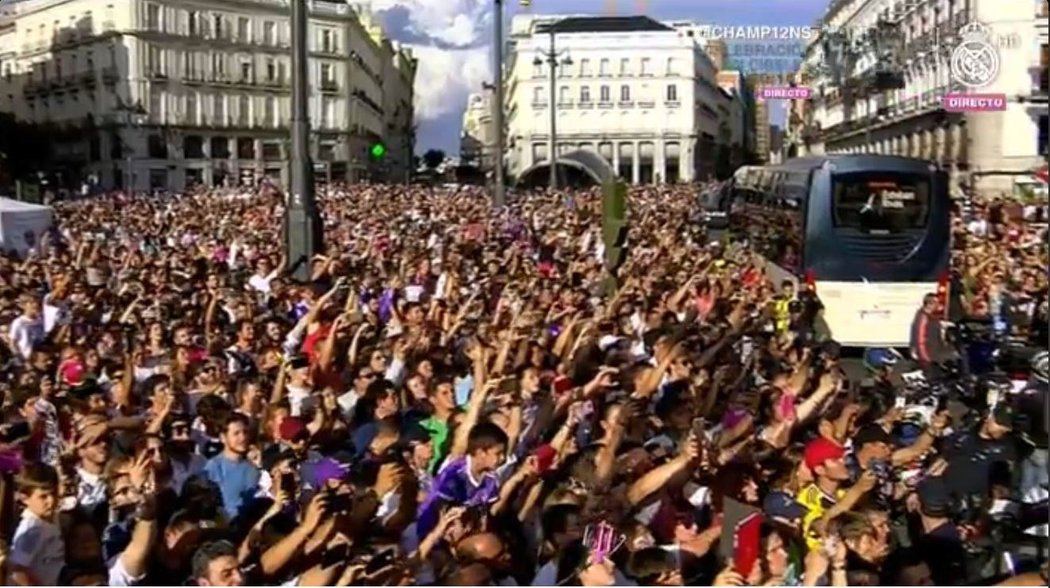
[0,197,54,256]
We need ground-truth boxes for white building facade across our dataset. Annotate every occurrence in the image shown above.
[797,0,1048,195]
[504,15,727,184]
[0,0,415,191]
[460,89,495,169]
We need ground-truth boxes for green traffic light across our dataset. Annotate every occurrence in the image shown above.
[370,143,386,159]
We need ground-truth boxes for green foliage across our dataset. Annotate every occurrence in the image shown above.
[422,149,446,170]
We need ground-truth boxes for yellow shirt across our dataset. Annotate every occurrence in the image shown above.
[798,483,846,550]
[774,297,792,333]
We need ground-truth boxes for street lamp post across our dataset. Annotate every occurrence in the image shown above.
[285,0,324,281]
[492,0,506,207]
[534,24,571,190]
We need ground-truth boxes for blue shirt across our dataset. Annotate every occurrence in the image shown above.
[416,456,499,540]
[203,453,261,520]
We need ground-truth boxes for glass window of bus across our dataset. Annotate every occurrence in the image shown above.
[831,172,931,232]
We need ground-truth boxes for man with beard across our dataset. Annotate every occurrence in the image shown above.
[73,415,111,512]
[166,413,207,495]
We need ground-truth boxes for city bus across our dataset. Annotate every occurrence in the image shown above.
[727,155,951,348]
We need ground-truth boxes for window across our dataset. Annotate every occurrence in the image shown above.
[619,58,629,75]
[266,58,276,81]
[183,52,196,78]
[211,53,226,77]
[666,57,676,75]
[147,45,162,74]
[1039,114,1048,156]
[559,85,569,102]
[238,94,250,124]
[240,60,252,81]
[532,59,544,77]
[579,58,591,76]
[149,88,162,120]
[320,63,333,83]
[264,96,277,126]
[666,84,678,102]
[146,4,160,30]
[533,86,544,103]
[599,85,610,102]
[188,11,200,36]
[213,14,224,39]
[831,172,931,231]
[263,21,276,45]
[320,29,335,53]
[599,58,610,76]
[321,96,335,128]
[640,58,651,76]
[620,84,631,101]
[186,92,198,123]
[237,17,250,42]
[213,94,225,124]
[580,85,591,103]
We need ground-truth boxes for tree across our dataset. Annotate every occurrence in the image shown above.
[422,149,446,170]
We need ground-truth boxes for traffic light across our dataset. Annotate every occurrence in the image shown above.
[369,142,387,160]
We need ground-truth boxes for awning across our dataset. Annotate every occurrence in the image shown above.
[1034,166,1048,184]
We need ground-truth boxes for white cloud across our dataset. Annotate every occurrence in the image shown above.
[370,0,494,123]
[370,0,492,47]
[408,44,491,121]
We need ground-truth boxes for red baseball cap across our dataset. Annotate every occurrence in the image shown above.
[279,417,308,442]
[804,437,845,470]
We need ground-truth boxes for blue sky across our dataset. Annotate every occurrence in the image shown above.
[372,0,831,154]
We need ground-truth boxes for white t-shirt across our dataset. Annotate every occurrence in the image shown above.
[8,510,65,586]
[9,314,45,360]
[76,467,108,510]
[286,385,314,417]
[108,553,146,586]
[248,271,278,295]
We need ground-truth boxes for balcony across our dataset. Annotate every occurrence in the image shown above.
[261,77,290,89]
[665,100,681,108]
[22,80,45,96]
[147,70,169,81]
[184,74,206,85]
[320,79,339,93]
[102,67,119,84]
[597,101,614,109]
[618,100,634,107]
[531,100,548,108]
[578,100,594,109]
[80,71,97,86]
[637,100,655,108]
[556,100,574,108]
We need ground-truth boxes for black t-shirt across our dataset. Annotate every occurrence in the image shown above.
[941,429,1017,498]
[914,522,967,585]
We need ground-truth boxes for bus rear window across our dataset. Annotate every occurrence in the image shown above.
[831,173,931,232]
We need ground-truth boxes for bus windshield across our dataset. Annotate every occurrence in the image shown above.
[831,172,930,233]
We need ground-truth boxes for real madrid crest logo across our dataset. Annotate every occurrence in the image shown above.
[950,22,1000,88]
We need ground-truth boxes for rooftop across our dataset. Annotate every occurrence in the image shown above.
[537,15,673,35]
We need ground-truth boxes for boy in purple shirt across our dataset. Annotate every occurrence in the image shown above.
[416,422,508,540]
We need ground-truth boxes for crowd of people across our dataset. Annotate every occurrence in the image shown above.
[0,181,1046,587]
